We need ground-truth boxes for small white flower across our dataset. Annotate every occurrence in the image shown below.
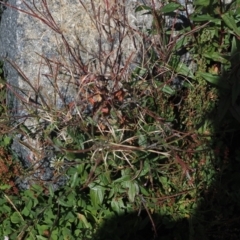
[50,157,65,172]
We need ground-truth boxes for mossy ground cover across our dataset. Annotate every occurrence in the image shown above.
[0,0,240,239]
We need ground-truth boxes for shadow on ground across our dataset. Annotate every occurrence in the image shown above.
[93,58,240,240]
[94,210,190,240]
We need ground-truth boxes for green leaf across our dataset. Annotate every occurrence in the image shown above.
[0,184,11,191]
[138,134,147,147]
[22,207,30,217]
[198,72,230,89]
[61,227,72,237]
[31,184,43,194]
[3,136,11,146]
[58,199,72,207]
[203,52,229,64]
[176,62,195,80]
[111,197,125,213]
[71,172,78,188]
[65,192,76,207]
[77,198,87,208]
[113,174,131,183]
[139,186,150,196]
[3,218,12,232]
[3,205,11,213]
[27,199,33,210]
[221,12,240,36]
[51,229,59,240]
[127,181,139,202]
[74,229,81,237]
[43,209,55,225]
[135,5,152,12]
[37,225,49,237]
[194,0,210,6]
[140,161,151,177]
[161,85,176,95]
[99,171,111,185]
[77,213,91,228]
[231,37,240,64]
[89,183,105,208]
[160,176,168,186]
[190,14,218,22]
[10,212,22,224]
[19,124,32,136]
[132,67,148,78]
[65,152,79,161]
[64,211,75,223]
[49,185,54,198]
[161,3,182,14]
[36,236,48,240]
[173,35,191,52]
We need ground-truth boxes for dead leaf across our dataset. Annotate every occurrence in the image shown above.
[113,89,125,102]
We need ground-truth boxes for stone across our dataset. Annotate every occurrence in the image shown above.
[0,0,153,189]
[0,0,196,189]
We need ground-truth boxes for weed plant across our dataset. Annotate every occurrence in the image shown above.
[0,0,240,239]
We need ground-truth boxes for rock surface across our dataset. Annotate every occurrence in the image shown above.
[0,0,153,189]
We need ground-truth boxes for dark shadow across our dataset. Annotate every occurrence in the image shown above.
[93,14,240,240]
[92,86,240,239]
[192,59,240,238]
[93,211,190,240]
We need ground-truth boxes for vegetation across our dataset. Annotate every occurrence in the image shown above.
[0,0,240,239]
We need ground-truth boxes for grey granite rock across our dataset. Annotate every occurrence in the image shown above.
[0,0,153,189]
[0,0,196,189]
